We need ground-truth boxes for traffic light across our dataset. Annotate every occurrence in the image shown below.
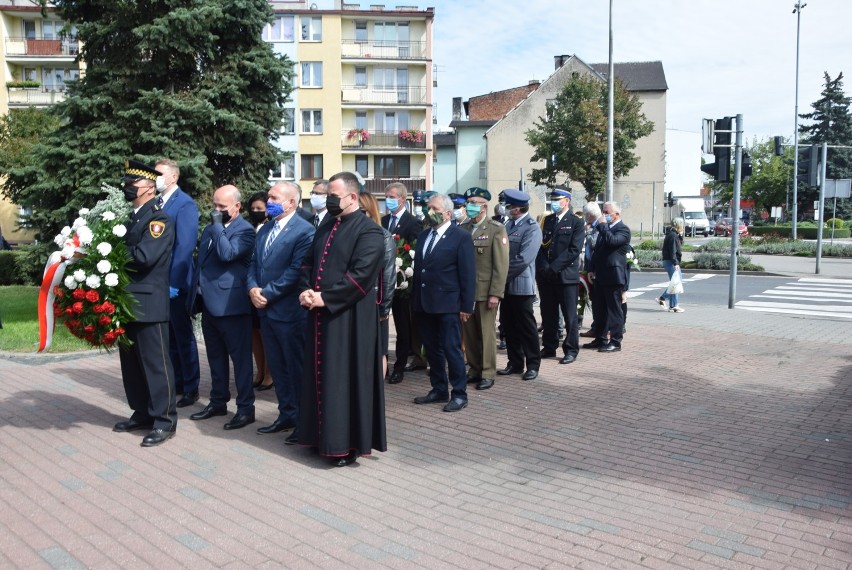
[741,151,752,180]
[700,117,732,182]
[797,144,818,187]
[773,136,784,156]
[665,192,674,207]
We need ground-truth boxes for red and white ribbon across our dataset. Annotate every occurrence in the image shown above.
[37,251,67,352]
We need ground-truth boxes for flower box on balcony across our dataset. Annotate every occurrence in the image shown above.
[6,81,41,89]
[347,128,370,143]
[398,129,423,143]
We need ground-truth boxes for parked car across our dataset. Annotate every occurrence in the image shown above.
[708,219,716,236]
[714,217,749,237]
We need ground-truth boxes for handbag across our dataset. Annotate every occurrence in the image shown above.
[666,268,684,295]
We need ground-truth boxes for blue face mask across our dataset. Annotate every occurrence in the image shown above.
[266,201,284,219]
[465,203,482,218]
[550,201,562,213]
[385,197,399,212]
[604,214,612,224]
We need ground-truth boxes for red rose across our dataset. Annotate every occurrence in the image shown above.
[72,302,84,314]
[53,286,64,298]
[102,301,115,314]
[84,325,95,333]
[53,305,63,317]
[69,319,81,329]
[115,327,126,336]
[102,332,117,345]
[65,307,74,316]
[72,288,86,300]
[403,243,411,251]
[92,303,103,314]
[98,315,112,326]
[86,290,100,303]
[84,333,95,342]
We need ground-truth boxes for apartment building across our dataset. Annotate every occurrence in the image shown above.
[265,0,434,196]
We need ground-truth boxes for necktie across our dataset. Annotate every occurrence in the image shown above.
[156,195,164,208]
[313,214,319,228]
[264,221,281,258]
[388,215,397,235]
[425,229,438,256]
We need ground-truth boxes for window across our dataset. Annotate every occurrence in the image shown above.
[42,68,78,91]
[376,111,409,132]
[479,161,487,180]
[374,67,409,102]
[355,155,368,178]
[301,109,322,134]
[354,66,367,88]
[263,16,295,42]
[301,62,322,88]
[23,68,37,82]
[355,112,367,130]
[42,21,64,40]
[282,108,295,134]
[301,16,322,41]
[355,21,367,42]
[374,21,409,56]
[23,21,36,40]
[283,156,295,179]
[301,155,323,179]
[375,156,410,178]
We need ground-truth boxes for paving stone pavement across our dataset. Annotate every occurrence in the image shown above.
[0,296,850,569]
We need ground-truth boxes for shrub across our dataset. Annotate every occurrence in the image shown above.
[0,251,23,285]
[697,238,731,252]
[637,239,662,251]
[636,249,662,268]
[826,218,846,229]
[692,252,763,271]
[12,243,52,286]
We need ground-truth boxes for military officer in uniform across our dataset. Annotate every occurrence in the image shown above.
[449,193,468,225]
[536,187,585,364]
[497,189,543,381]
[113,160,178,447]
[459,188,509,390]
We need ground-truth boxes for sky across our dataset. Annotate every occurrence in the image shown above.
[414,0,851,143]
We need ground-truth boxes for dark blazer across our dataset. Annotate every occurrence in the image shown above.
[191,214,256,317]
[161,187,199,293]
[247,214,315,322]
[588,220,632,288]
[536,211,586,284]
[412,223,476,315]
[125,200,175,322]
[382,209,421,244]
[661,229,682,263]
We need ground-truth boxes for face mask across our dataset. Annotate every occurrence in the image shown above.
[266,201,284,219]
[452,208,464,221]
[326,194,344,217]
[385,197,399,212]
[550,201,563,213]
[122,184,139,202]
[465,204,482,218]
[426,211,444,227]
[220,209,233,224]
[604,214,613,223]
[310,194,327,210]
[155,175,167,192]
[248,210,267,225]
[415,209,425,221]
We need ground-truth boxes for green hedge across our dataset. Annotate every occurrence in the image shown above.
[692,252,763,271]
[0,251,20,285]
[748,226,851,239]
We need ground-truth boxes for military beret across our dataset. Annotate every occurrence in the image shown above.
[448,193,466,207]
[502,189,530,207]
[417,190,437,205]
[464,187,492,201]
[123,159,160,182]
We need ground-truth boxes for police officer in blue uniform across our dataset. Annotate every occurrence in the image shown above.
[113,160,178,447]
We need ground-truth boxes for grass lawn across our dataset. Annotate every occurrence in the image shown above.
[0,286,93,353]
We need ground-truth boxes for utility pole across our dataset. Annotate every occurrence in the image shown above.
[605,0,614,203]
[791,2,806,238]
[728,115,743,310]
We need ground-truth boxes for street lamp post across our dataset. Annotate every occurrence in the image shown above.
[791,2,806,239]
[605,0,614,203]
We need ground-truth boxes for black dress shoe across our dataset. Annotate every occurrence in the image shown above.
[582,340,604,349]
[331,451,358,467]
[140,428,175,447]
[388,370,404,384]
[224,413,255,430]
[598,343,621,353]
[113,418,153,433]
[522,369,539,381]
[497,365,523,376]
[256,381,274,392]
[580,330,596,338]
[467,376,482,384]
[176,391,199,408]
[189,404,227,421]
[497,340,507,350]
[559,354,577,364]
[443,398,468,412]
[413,392,449,405]
[284,430,300,445]
[476,378,494,390]
[403,363,427,372]
[257,418,295,434]
[540,350,557,358]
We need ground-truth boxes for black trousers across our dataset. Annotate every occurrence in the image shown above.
[539,279,579,357]
[596,285,625,345]
[502,294,541,371]
[119,321,177,431]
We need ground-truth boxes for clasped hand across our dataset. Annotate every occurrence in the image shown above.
[299,289,325,310]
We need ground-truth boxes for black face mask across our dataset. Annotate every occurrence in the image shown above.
[220,209,233,224]
[326,194,344,217]
[248,210,267,225]
[123,183,142,202]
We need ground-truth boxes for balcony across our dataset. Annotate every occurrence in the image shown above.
[363,177,426,194]
[341,129,426,150]
[5,37,79,57]
[7,87,67,107]
[341,85,427,105]
[341,40,426,60]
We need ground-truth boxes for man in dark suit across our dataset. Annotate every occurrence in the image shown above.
[536,188,586,364]
[247,182,315,435]
[412,193,476,412]
[188,184,257,430]
[382,181,425,384]
[309,179,330,228]
[585,201,631,352]
[154,159,201,408]
[113,159,177,447]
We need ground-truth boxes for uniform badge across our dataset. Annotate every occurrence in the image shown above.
[501,237,508,245]
[149,221,166,238]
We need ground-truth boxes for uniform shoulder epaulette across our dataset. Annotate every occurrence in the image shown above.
[152,203,163,212]
[488,218,504,228]
[526,217,537,225]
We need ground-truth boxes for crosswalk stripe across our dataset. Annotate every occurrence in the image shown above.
[761,289,852,299]
[752,294,852,303]
[738,300,852,313]
[737,305,852,319]
[737,277,852,319]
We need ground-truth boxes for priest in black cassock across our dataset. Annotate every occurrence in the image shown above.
[296,171,387,467]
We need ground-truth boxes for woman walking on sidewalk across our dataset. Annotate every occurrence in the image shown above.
[658,218,685,313]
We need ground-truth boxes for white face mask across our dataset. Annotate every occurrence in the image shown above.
[155,175,167,192]
[310,194,327,210]
[452,208,464,221]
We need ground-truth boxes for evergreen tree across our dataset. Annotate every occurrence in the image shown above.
[798,71,852,219]
[6,0,294,242]
[525,74,654,200]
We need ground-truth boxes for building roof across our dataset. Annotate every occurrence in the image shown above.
[589,61,668,91]
[433,132,456,146]
[448,120,497,128]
